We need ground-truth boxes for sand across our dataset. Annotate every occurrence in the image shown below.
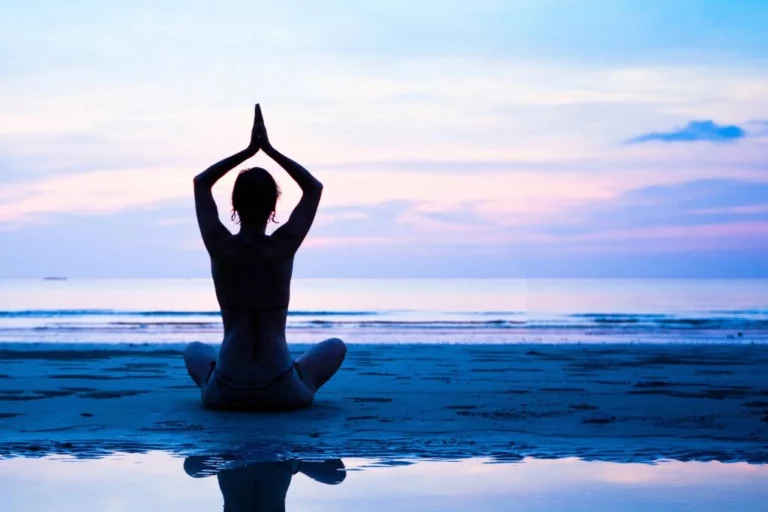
[1,343,767,462]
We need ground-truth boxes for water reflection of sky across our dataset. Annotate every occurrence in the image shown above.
[0,454,765,511]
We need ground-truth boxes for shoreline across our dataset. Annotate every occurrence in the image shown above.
[1,343,767,462]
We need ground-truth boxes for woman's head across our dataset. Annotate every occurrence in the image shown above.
[231,167,281,227]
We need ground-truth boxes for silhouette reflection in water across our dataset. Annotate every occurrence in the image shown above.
[184,455,346,511]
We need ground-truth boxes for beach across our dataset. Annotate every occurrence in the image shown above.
[2,342,766,462]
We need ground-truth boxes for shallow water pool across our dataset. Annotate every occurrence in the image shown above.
[0,453,765,511]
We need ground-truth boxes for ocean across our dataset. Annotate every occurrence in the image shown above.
[0,278,766,345]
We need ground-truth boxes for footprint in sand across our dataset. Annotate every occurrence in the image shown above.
[78,390,149,399]
[582,413,616,424]
[569,403,600,411]
[0,390,76,401]
[345,397,393,403]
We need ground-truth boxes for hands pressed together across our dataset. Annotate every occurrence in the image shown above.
[238,102,321,192]
[247,104,272,155]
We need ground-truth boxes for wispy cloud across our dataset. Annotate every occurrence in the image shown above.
[627,120,746,144]
[1,1,768,276]
[527,178,768,251]
[0,166,623,227]
[0,167,191,225]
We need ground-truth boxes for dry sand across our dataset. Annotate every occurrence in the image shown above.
[1,343,766,462]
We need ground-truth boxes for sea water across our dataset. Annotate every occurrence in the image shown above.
[0,453,765,511]
[0,278,766,345]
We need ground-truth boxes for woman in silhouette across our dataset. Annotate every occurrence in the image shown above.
[183,104,346,410]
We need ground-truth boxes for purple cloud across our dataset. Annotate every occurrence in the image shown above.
[627,120,745,144]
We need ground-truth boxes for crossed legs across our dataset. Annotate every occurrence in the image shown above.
[184,341,217,389]
[294,337,347,392]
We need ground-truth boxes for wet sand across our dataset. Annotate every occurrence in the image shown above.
[1,343,766,462]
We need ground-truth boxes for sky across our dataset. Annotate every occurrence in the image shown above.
[1,0,767,278]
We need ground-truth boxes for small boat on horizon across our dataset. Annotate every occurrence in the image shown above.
[42,276,68,281]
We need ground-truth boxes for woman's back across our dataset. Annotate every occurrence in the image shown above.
[211,234,294,312]
[208,234,295,384]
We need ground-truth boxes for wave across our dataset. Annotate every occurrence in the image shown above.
[0,309,380,318]
[6,319,767,332]
[570,313,768,330]
[0,310,766,332]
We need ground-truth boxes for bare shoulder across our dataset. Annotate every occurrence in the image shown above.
[270,188,322,252]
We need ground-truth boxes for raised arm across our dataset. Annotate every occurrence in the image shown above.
[193,105,261,254]
[255,106,323,251]
[193,148,255,190]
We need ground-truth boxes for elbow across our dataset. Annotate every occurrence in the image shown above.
[192,174,207,188]
[303,179,323,195]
